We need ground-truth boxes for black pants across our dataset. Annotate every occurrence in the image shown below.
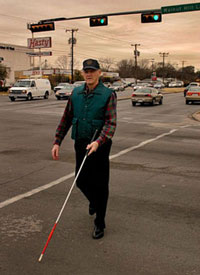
[75,139,112,229]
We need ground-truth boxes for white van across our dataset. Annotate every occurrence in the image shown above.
[8,78,51,101]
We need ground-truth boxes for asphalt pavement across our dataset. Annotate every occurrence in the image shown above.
[0,89,200,275]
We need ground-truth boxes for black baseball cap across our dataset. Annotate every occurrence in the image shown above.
[82,59,100,71]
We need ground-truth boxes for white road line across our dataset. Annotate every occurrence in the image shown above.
[0,173,74,209]
[110,128,178,160]
[0,128,180,209]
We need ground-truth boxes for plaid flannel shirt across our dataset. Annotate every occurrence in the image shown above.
[54,85,117,147]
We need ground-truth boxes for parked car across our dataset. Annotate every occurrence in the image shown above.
[54,82,71,93]
[153,82,165,89]
[131,87,163,106]
[73,81,85,88]
[168,81,183,87]
[109,81,125,92]
[184,82,200,97]
[103,82,111,88]
[133,82,152,91]
[55,85,74,100]
[185,86,200,104]
[8,78,51,101]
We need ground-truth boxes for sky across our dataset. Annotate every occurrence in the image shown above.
[0,0,200,71]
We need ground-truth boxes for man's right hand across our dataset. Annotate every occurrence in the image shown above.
[51,144,60,160]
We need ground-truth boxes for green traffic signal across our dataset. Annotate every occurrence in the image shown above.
[153,15,159,21]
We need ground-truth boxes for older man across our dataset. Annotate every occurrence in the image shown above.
[52,59,117,239]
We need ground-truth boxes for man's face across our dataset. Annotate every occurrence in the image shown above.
[82,69,101,86]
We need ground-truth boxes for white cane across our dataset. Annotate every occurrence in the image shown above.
[38,129,98,262]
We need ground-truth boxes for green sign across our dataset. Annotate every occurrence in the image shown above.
[162,2,200,14]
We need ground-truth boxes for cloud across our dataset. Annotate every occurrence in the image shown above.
[0,0,200,69]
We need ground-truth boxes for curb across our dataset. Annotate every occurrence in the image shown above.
[0,92,8,96]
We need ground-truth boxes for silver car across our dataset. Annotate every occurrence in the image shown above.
[133,82,152,91]
[109,81,125,92]
[55,85,74,100]
[54,82,71,93]
[185,87,200,104]
[131,87,163,106]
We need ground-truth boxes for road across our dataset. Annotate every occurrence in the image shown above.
[0,90,200,275]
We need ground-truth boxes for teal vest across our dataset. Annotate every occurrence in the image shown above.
[71,81,113,140]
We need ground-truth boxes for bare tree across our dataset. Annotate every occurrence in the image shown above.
[0,64,8,81]
[99,58,114,72]
[138,59,150,69]
[116,59,135,77]
[55,55,68,69]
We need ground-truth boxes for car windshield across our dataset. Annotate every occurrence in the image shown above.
[60,86,73,91]
[13,81,31,87]
[58,83,69,86]
[135,88,152,93]
[73,81,85,87]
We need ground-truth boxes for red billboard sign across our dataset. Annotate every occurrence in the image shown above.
[27,37,52,49]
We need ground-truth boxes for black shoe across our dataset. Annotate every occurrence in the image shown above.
[89,205,96,216]
[92,226,104,239]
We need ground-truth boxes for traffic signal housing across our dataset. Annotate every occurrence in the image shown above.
[141,13,162,23]
[90,16,108,27]
[29,22,55,32]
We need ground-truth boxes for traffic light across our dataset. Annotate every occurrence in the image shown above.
[141,13,162,23]
[29,22,55,32]
[90,16,108,27]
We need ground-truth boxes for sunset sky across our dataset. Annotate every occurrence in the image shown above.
[1,0,200,70]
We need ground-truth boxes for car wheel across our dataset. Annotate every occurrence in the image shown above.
[151,98,156,105]
[186,100,189,104]
[27,93,32,101]
[56,96,61,100]
[132,102,136,106]
[44,91,49,99]
[9,97,15,102]
[159,98,163,105]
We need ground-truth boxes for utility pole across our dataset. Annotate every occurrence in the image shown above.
[150,58,155,73]
[131,43,140,84]
[181,60,186,70]
[181,60,186,81]
[66,28,78,83]
[159,52,169,84]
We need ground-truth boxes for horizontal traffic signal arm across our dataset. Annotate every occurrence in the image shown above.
[37,8,162,24]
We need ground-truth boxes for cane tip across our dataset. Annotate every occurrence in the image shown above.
[38,254,43,262]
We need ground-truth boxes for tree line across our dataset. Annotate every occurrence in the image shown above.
[99,58,200,85]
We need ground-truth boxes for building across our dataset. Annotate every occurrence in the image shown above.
[0,43,34,86]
